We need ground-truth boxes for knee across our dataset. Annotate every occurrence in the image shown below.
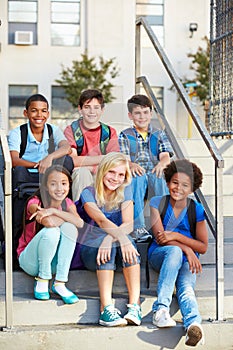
[42,227,60,244]
[166,246,183,264]
[60,222,78,241]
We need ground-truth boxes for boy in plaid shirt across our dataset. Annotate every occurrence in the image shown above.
[119,94,173,242]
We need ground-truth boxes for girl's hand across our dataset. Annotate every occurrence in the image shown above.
[96,235,113,265]
[186,248,202,274]
[156,230,174,245]
[119,238,140,264]
[30,207,55,224]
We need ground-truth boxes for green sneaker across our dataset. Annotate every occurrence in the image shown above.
[99,305,127,327]
[124,303,142,325]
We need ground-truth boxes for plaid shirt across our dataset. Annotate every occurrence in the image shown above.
[119,125,173,173]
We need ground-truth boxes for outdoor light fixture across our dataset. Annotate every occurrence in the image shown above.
[189,23,198,38]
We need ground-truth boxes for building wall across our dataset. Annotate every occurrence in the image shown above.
[0,0,210,137]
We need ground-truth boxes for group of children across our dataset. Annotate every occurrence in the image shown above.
[8,91,208,347]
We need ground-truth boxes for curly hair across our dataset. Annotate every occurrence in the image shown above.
[164,159,203,192]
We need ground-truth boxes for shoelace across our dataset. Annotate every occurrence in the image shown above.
[105,307,121,320]
[126,304,141,317]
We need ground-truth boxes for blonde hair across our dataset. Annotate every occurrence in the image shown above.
[95,152,132,210]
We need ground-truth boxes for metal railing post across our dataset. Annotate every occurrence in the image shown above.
[215,166,224,321]
[0,131,13,329]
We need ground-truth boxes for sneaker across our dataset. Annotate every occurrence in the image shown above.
[131,227,152,242]
[153,308,176,328]
[99,305,127,327]
[124,303,142,326]
[185,322,204,346]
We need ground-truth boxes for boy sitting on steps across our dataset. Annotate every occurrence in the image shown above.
[119,94,173,242]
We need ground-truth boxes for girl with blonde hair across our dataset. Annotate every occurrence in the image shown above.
[79,152,141,327]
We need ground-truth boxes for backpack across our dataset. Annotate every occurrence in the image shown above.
[70,119,111,155]
[19,123,55,158]
[70,186,96,270]
[121,127,160,164]
[145,195,197,288]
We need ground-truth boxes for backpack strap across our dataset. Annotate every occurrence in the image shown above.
[19,123,55,158]
[47,124,55,154]
[187,198,196,238]
[71,119,111,155]
[99,122,111,154]
[148,131,159,164]
[19,124,28,158]
[121,128,138,162]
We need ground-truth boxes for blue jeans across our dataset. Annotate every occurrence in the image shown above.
[19,222,77,281]
[149,245,201,329]
[81,237,140,271]
[132,172,168,229]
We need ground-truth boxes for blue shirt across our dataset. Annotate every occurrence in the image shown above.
[80,185,133,245]
[148,195,206,261]
[8,122,66,172]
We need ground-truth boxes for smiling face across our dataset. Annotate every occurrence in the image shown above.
[24,101,49,130]
[46,170,70,204]
[128,105,152,132]
[167,172,192,203]
[79,97,103,129]
[103,163,126,193]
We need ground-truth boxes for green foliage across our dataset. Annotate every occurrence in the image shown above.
[185,37,210,103]
[56,53,120,108]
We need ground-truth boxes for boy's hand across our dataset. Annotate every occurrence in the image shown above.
[130,162,145,177]
[38,155,53,173]
[151,162,166,178]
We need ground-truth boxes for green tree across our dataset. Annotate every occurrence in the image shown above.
[56,53,120,108]
[185,36,210,103]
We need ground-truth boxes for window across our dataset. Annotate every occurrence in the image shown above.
[8,0,38,45]
[51,0,81,46]
[51,86,76,129]
[136,0,164,46]
[9,85,38,130]
[140,85,164,112]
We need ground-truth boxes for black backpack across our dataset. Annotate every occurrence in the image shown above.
[19,123,55,158]
[146,195,196,288]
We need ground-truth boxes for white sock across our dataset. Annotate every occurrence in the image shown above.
[53,282,73,297]
[35,278,49,293]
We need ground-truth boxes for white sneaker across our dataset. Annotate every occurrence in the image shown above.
[185,322,205,346]
[153,308,176,328]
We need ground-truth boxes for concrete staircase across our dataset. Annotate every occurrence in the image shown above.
[0,138,233,349]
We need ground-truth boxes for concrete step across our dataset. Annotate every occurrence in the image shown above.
[1,321,233,350]
[0,264,233,327]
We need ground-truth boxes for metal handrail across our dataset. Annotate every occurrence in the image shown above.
[0,130,13,329]
[136,16,225,321]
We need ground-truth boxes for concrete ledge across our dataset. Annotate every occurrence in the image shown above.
[1,321,233,350]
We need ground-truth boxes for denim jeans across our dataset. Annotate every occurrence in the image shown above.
[19,222,77,281]
[132,172,168,229]
[149,245,202,329]
[81,236,140,271]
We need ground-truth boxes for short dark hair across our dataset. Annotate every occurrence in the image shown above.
[164,159,203,192]
[78,89,104,109]
[25,94,49,110]
[127,94,152,113]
